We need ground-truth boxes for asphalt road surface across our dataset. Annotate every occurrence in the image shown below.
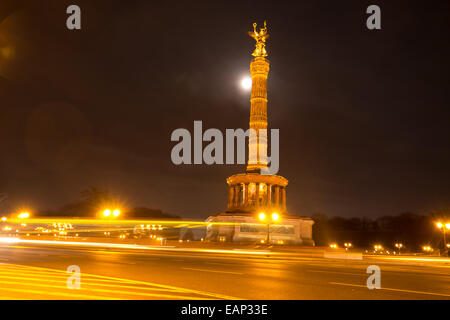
[0,241,449,300]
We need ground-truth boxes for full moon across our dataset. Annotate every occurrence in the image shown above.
[240,76,252,90]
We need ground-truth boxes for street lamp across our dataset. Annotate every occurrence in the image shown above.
[436,221,450,256]
[258,212,280,245]
[102,208,121,219]
[344,242,352,251]
[18,212,30,219]
[271,212,279,222]
[258,212,266,221]
[374,244,383,253]
[422,246,433,254]
[395,243,403,254]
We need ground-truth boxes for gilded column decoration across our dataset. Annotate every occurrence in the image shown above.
[208,22,314,246]
[224,21,288,214]
[247,22,270,173]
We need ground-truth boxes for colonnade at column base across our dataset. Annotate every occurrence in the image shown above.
[226,173,288,213]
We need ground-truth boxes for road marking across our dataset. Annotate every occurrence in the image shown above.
[324,252,363,260]
[206,262,231,266]
[0,274,181,293]
[306,263,350,268]
[308,269,362,276]
[0,263,241,300]
[329,282,450,298]
[0,279,213,300]
[182,267,244,275]
[0,285,119,300]
[369,256,450,263]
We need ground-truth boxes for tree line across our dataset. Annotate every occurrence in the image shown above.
[35,187,180,220]
[312,211,448,252]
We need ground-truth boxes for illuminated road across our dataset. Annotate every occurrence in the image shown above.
[0,242,450,300]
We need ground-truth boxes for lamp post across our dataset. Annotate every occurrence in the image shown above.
[395,243,403,255]
[436,222,450,256]
[258,212,279,245]
[374,244,383,254]
[422,245,433,255]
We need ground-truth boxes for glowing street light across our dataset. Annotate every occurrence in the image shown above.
[422,246,433,254]
[436,221,450,256]
[395,243,404,254]
[436,221,450,231]
[330,243,338,249]
[374,244,383,253]
[271,212,279,222]
[258,212,281,245]
[102,208,121,220]
[18,212,30,219]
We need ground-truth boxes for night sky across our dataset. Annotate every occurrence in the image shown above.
[0,0,449,219]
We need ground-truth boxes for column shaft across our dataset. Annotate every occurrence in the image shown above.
[255,183,260,206]
[281,187,287,209]
[228,186,234,208]
[274,186,280,206]
[244,183,249,207]
[234,185,240,207]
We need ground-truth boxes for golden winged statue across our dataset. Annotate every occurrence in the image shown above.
[248,21,269,57]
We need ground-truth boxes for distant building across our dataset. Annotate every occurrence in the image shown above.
[205,22,314,245]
